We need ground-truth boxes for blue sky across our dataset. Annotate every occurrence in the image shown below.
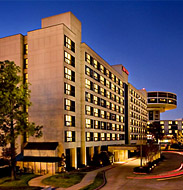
[0,0,183,120]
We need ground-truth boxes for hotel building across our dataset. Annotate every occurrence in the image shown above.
[0,12,147,173]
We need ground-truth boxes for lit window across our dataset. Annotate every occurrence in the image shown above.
[85,92,91,102]
[116,124,119,131]
[111,73,115,81]
[106,112,110,120]
[24,44,28,54]
[86,119,92,128]
[175,130,178,133]
[100,64,104,73]
[85,66,91,76]
[116,96,119,103]
[107,133,110,141]
[64,67,75,81]
[168,126,171,129]
[106,101,110,109]
[86,105,92,115]
[86,53,91,64]
[111,84,115,91]
[100,75,105,85]
[93,59,98,69]
[94,108,99,117]
[101,133,105,141]
[65,131,75,142]
[100,87,105,96]
[64,35,75,52]
[106,69,110,77]
[85,79,91,89]
[93,72,99,81]
[169,130,172,133]
[112,134,115,141]
[106,91,110,99]
[65,99,75,112]
[175,121,178,124]
[161,126,164,129]
[64,83,75,96]
[116,105,119,112]
[93,84,98,93]
[112,123,115,131]
[169,121,172,124]
[120,81,123,88]
[64,51,75,67]
[64,115,75,127]
[24,59,28,69]
[94,133,98,141]
[94,120,99,129]
[86,132,93,141]
[160,121,164,124]
[111,103,115,111]
[100,110,105,118]
[106,80,110,88]
[116,115,119,122]
[93,96,98,105]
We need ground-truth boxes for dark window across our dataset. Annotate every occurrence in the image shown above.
[149,111,153,120]
[148,92,158,97]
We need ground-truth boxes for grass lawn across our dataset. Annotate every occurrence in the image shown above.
[0,174,41,190]
[42,172,86,188]
[80,172,104,190]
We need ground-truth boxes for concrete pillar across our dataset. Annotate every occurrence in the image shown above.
[71,148,77,169]
[81,146,86,166]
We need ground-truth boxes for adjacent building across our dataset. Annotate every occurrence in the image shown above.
[0,12,147,173]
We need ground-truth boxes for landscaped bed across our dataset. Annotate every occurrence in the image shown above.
[42,172,86,188]
[0,174,41,190]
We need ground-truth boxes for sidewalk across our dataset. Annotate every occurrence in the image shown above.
[57,165,113,190]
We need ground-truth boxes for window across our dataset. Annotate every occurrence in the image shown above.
[24,44,28,54]
[24,59,28,69]
[64,35,75,52]
[116,77,119,85]
[116,96,119,103]
[94,133,98,141]
[112,123,115,131]
[116,115,119,122]
[85,79,91,89]
[93,72,99,81]
[116,105,119,112]
[111,93,116,101]
[64,51,75,67]
[93,108,99,117]
[86,132,93,141]
[100,75,105,85]
[116,124,119,131]
[106,112,110,120]
[106,69,110,78]
[86,119,93,128]
[100,99,106,107]
[101,133,105,141]
[93,59,98,69]
[112,134,115,141]
[64,83,75,96]
[100,110,105,119]
[65,99,75,112]
[100,87,105,96]
[169,130,172,133]
[100,64,104,74]
[86,105,92,115]
[111,84,115,92]
[106,101,110,109]
[85,66,91,76]
[107,133,110,141]
[106,91,110,99]
[65,131,75,142]
[106,80,110,88]
[93,95,99,105]
[85,92,92,102]
[64,67,75,81]
[111,73,115,82]
[169,121,172,124]
[160,121,164,124]
[64,115,75,127]
[101,121,106,130]
[93,83,98,93]
[85,53,91,64]
[94,120,99,129]
[111,103,115,111]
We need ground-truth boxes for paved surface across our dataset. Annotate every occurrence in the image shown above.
[57,165,113,190]
[28,174,52,188]
[101,152,183,190]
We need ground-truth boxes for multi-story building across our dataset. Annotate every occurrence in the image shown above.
[0,12,147,173]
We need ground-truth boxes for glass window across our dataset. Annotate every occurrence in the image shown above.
[93,59,98,69]
[111,83,115,92]
[106,101,110,109]
[85,105,92,115]
[94,108,99,117]
[24,44,28,54]
[111,73,115,82]
[65,131,75,142]
[111,103,115,111]
[94,120,99,129]
[85,92,92,102]
[85,79,91,89]
[106,69,110,78]
[116,96,119,103]
[86,119,92,128]
[93,95,98,105]
[64,67,75,81]
[64,115,75,127]
[93,72,99,81]
[100,110,105,119]
[106,112,110,120]
[112,123,115,131]
[101,133,105,141]
[107,133,110,141]
[100,87,105,96]
[94,133,98,141]
[106,80,110,88]
[64,35,75,52]
[112,133,115,141]
[64,83,75,96]
[100,75,105,85]
[100,64,104,74]
[65,99,75,112]
[101,121,106,130]
[86,53,91,64]
[64,51,75,67]
[85,66,91,76]
[93,83,98,93]
[106,91,110,99]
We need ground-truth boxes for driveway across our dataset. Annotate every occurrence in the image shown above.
[101,152,183,190]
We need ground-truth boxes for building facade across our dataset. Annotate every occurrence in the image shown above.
[0,12,147,173]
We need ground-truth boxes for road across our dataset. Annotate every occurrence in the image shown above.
[101,152,183,190]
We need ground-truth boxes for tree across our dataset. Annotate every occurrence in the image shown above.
[148,121,164,142]
[0,60,43,180]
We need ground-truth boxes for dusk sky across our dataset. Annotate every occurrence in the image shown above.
[0,1,183,120]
